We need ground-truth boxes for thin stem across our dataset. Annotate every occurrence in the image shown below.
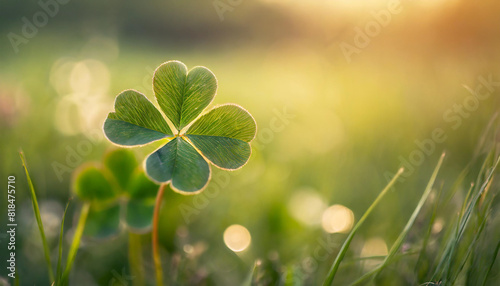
[56,202,70,285]
[60,202,90,285]
[128,232,145,286]
[153,184,167,286]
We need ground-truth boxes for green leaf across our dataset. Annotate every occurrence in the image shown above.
[145,137,210,193]
[187,135,251,169]
[127,170,160,200]
[84,203,121,239]
[104,149,138,190]
[153,61,217,131]
[104,90,173,146]
[187,104,256,142]
[186,104,256,169]
[125,199,155,232]
[73,164,117,202]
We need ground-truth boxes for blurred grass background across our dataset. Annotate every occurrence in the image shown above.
[1,0,500,285]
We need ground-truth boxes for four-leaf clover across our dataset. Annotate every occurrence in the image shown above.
[73,149,159,237]
[103,61,257,193]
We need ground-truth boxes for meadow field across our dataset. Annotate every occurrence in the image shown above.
[1,1,500,285]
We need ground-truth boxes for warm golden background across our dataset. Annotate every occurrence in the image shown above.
[1,0,499,285]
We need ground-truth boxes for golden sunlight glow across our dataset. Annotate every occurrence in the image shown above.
[51,58,110,96]
[81,36,120,61]
[432,217,444,234]
[321,204,354,233]
[70,59,110,95]
[183,244,194,254]
[40,200,64,238]
[417,0,459,8]
[50,59,76,96]
[258,0,456,11]
[223,224,251,252]
[54,97,82,135]
[361,237,388,270]
[52,58,111,138]
[288,188,327,226]
[259,0,401,10]
[361,237,388,257]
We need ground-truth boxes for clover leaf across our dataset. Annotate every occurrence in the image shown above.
[72,149,159,238]
[103,61,257,193]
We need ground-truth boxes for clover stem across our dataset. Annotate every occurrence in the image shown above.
[128,232,145,286]
[152,184,167,286]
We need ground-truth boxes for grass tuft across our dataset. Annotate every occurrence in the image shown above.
[19,150,55,282]
[350,153,446,286]
[322,167,405,286]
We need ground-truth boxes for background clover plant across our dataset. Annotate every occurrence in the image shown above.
[103,60,257,194]
[73,148,159,237]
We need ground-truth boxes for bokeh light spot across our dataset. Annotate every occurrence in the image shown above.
[223,224,251,252]
[54,96,83,135]
[432,217,444,234]
[321,204,355,233]
[288,188,327,226]
[361,237,388,270]
[70,59,110,95]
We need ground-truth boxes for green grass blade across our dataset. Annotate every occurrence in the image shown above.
[435,154,500,284]
[453,156,498,246]
[343,249,420,267]
[322,167,405,286]
[481,239,500,286]
[415,183,443,280]
[242,260,261,286]
[465,193,497,285]
[441,165,470,217]
[450,214,488,285]
[471,111,498,159]
[431,183,474,280]
[55,202,70,286]
[442,120,498,208]
[350,153,446,286]
[459,183,475,224]
[60,202,90,285]
[384,153,444,265]
[19,150,55,282]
